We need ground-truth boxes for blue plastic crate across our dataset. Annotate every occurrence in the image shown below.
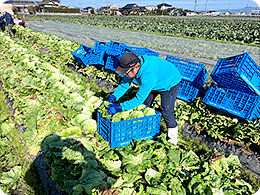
[94,41,110,53]
[177,80,200,102]
[105,55,121,71]
[211,52,260,96]
[104,48,131,71]
[130,47,159,56]
[193,68,209,89]
[97,110,161,148]
[71,45,93,65]
[83,51,106,66]
[202,83,260,121]
[106,41,129,56]
[166,55,206,82]
[177,69,208,102]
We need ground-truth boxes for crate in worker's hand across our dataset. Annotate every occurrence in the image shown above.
[202,83,260,121]
[211,52,260,96]
[97,107,161,148]
[71,45,93,65]
[166,55,207,82]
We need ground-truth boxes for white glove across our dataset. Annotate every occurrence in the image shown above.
[168,126,178,145]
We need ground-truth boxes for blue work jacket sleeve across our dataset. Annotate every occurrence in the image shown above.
[120,73,158,111]
[112,76,132,101]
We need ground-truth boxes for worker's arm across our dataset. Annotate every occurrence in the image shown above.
[112,76,132,101]
[120,73,158,111]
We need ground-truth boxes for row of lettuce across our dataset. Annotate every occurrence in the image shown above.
[0,86,43,194]
[0,26,259,194]
[14,25,260,149]
[26,15,260,45]
[25,20,260,67]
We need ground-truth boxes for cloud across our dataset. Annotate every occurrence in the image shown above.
[252,0,260,8]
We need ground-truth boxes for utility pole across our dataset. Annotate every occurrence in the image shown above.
[194,0,197,14]
[205,0,208,13]
[161,0,164,16]
[23,0,25,20]
[246,4,248,15]
[106,0,109,15]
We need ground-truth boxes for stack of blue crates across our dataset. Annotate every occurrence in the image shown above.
[203,52,260,120]
[104,41,130,71]
[166,56,209,102]
[72,40,159,86]
[72,41,159,72]
[71,44,106,66]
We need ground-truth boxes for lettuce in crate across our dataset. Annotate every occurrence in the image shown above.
[99,102,156,122]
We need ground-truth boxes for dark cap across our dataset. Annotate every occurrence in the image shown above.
[115,53,140,75]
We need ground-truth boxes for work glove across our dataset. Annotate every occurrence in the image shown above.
[107,95,116,103]
[106,104,122,116]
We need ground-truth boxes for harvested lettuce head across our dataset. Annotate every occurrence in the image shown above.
[143,107,156,116]
[128,111,144,120]
[81,119,97,135]
[134,104,146,111]
[112,112,129,122]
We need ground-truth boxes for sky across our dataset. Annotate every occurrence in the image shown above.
[59,0,260,11]
[0,0,259,11]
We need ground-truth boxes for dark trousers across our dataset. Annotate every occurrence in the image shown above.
[0,22,5,32]
[144,82,180,128]
[8,24,15,38]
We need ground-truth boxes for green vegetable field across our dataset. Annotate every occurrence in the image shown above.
[0,15,260,195]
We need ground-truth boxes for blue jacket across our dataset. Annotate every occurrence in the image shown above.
[3,12,14,25]
[113,55,182,111]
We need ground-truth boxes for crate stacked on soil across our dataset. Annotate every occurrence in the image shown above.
[166,55,209,102]
[104,43,159,71]
[210,52,260,96]
[72,41,160,72]
[71,44,106,66]
[203,52,260,120]
[203,83,260,120]
[97,110,161,148]
[130,46,159,57]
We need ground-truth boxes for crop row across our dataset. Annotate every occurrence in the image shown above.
[0,26,259,194]
[25,20,260,68]
[27,15,260,45]
[15,25,260,148]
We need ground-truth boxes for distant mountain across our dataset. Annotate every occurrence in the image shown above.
[219,6,259,13]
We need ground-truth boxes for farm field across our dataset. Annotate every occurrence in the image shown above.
[0,15,260,194]
[25,18,260,73]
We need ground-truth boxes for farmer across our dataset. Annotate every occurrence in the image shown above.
[106,52,182,145]
[2,11,15,38]
[14,15,25,27]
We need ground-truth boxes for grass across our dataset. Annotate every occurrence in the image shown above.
[0,86,44,194]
